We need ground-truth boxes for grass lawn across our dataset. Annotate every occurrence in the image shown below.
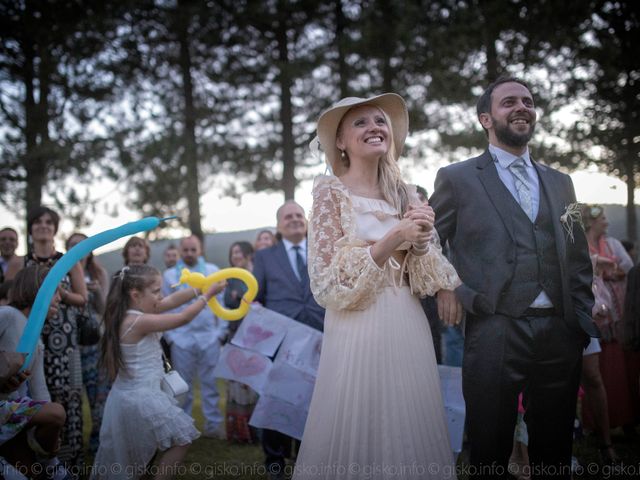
[83,382,640,479]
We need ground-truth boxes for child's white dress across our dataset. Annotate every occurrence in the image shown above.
[92,311,199,479]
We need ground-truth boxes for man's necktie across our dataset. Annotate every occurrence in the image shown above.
[508,157,534,221]
[293,246,309,284]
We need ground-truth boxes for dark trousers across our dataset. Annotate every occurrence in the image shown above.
[463,312,584,480]
[262,428,298,476]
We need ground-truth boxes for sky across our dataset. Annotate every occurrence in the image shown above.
[1,160,636,257]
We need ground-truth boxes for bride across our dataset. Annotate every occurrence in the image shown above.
[293,93,460,479]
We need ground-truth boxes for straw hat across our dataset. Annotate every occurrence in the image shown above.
[315,93,409,176]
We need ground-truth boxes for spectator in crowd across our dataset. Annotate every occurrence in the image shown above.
[1,265,71,480]
[162,235,227,439]
[0,228,18,283]
[253,201,325,479]
[223,241,259,443]
[163,244,179,269]
[5,206,87,468]
[66,232,111,455]
[254,230,276,251]
[580,204,639,438]
[122,236,150,266]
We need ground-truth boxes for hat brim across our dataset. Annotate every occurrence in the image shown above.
[316,93,408,176]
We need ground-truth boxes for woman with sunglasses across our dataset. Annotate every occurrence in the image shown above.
[580,205,639,444]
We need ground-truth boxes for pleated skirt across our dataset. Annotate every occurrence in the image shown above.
[294,285,456,479]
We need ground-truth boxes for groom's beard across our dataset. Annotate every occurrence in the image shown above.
[492,114,536,148]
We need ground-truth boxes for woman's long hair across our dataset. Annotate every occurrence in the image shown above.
[100,264,160,381]
[376,109,411,215]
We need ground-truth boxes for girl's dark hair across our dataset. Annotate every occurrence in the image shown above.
[27,206,60,235]
[122,236,150,265]
[66,232,94,270]
[100,264,160,381]
[228,241,254,266]
[9,265,49,311]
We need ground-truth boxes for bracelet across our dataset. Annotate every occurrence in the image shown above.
[192,287,199,299]
[412,244,429,255]
[197,295,208,306]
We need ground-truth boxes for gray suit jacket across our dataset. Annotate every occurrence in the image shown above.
[430,150,598,338]
[253,242,325,332]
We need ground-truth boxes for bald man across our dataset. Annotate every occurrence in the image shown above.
[162,235,227,438]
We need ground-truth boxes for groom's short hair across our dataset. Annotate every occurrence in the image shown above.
[476,76,531,117]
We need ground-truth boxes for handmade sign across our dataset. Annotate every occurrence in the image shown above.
[231,305,289,357]
[262,359,316,407]
[212,344,272,393]
[248,394,308,441]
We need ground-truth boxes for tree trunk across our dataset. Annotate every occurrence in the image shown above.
[477,0,500,81]
[177,0,204,246]
[277,0,296,201]
[23,0,45,225]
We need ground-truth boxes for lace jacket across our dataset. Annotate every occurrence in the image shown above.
[308,175,461,310]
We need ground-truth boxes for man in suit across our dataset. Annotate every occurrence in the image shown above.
[430,76,598,479]
[253,200,325,479]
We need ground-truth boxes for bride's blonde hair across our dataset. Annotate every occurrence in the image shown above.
[377,110,411,216]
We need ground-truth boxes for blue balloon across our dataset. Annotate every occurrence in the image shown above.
[16,216,174,369]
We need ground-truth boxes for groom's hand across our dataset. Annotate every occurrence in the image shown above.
[437,289,463,326]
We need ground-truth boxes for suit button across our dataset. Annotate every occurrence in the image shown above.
[507,259,514,264]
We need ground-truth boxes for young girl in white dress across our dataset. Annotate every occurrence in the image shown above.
[92,264,225,480]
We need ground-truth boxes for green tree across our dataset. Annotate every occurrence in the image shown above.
[567,0,639,240]
[0,0,122,228]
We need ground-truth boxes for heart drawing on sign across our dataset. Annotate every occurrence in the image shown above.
[227,349,267,377]
[243,325,274,347]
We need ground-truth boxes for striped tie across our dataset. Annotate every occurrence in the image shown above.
[509,157,534,221]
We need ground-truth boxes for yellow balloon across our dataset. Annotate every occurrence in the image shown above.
[176,267,258,321]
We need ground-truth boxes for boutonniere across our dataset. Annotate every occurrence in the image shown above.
[560,202,584,243]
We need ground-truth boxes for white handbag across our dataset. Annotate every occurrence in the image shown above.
[161,354,189,403]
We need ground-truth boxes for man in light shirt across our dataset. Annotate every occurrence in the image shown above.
[162,235,227,438]
[430,76,598,479]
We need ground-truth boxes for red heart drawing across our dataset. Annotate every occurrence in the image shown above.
[227,349,267,377]
[243,325,274,347]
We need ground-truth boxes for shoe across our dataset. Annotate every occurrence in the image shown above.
[203,424,226,440]
[599,444,622,466]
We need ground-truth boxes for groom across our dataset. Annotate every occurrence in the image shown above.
[430,76,598,479]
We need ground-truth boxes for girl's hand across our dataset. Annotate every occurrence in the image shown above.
[204,280,227,300]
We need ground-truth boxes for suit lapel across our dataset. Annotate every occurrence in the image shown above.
[476,151,516,242]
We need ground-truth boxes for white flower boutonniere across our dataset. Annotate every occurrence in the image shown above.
[560,202,584,243]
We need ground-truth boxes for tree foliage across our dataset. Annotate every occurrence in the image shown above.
[0,0,637,239]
